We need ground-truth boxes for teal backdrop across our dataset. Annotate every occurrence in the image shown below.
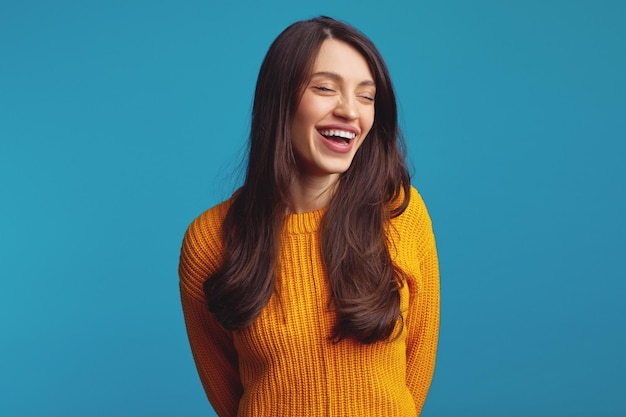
[1,1,624,416]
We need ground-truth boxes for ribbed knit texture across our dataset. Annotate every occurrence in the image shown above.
[179,186,440,417]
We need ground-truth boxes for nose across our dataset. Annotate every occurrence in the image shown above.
[333,96,358,120]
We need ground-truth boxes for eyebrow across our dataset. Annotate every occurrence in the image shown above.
[310,71,375,87]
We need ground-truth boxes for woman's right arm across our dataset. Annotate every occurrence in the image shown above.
[179,212,243,417]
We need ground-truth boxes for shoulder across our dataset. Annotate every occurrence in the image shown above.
[389,185,436,258]
[178,197,233,301]
[184,198,231,254]
[406,185,432,229]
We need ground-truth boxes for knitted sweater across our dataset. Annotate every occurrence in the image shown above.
[179,186,439,417]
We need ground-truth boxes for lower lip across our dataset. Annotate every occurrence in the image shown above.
[318,132,355,154]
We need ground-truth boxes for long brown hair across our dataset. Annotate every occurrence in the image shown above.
[204,16,411,344]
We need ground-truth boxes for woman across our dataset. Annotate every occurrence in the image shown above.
[179,16,439,417]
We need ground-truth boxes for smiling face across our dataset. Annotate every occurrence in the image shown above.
[290,39,376,182]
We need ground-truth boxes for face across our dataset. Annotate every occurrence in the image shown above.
[290,39,376,181]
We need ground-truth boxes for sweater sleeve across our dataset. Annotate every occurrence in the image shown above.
[404,190,440,415]
[179,211,243,417]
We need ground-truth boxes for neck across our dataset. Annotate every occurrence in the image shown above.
[288,173,339,214]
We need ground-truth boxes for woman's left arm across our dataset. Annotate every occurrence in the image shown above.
[404,192,441,415]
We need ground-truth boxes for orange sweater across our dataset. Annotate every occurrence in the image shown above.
[179,186,439,417]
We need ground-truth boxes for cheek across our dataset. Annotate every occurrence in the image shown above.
[297,93,336,123]
[295,94,318,119]
[361,109,375,137]
[292,101,311,138]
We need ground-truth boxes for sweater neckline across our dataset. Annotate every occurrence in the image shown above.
[283,208,326,234]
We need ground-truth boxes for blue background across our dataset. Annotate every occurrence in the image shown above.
[1,1,624,416]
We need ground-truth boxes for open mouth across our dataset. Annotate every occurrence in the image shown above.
[318,129,357,144]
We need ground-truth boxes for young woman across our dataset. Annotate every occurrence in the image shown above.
[179,16,440,417]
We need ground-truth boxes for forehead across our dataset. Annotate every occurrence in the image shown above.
[311,39,374,82]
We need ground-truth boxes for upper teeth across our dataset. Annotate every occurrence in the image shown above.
[319,129,356,140]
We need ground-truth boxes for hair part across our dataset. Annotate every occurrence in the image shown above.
[204,16,411,344]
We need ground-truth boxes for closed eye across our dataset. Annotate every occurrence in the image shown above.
[313,86,334,93]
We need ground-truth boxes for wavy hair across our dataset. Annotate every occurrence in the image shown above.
[204,16,411,344]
